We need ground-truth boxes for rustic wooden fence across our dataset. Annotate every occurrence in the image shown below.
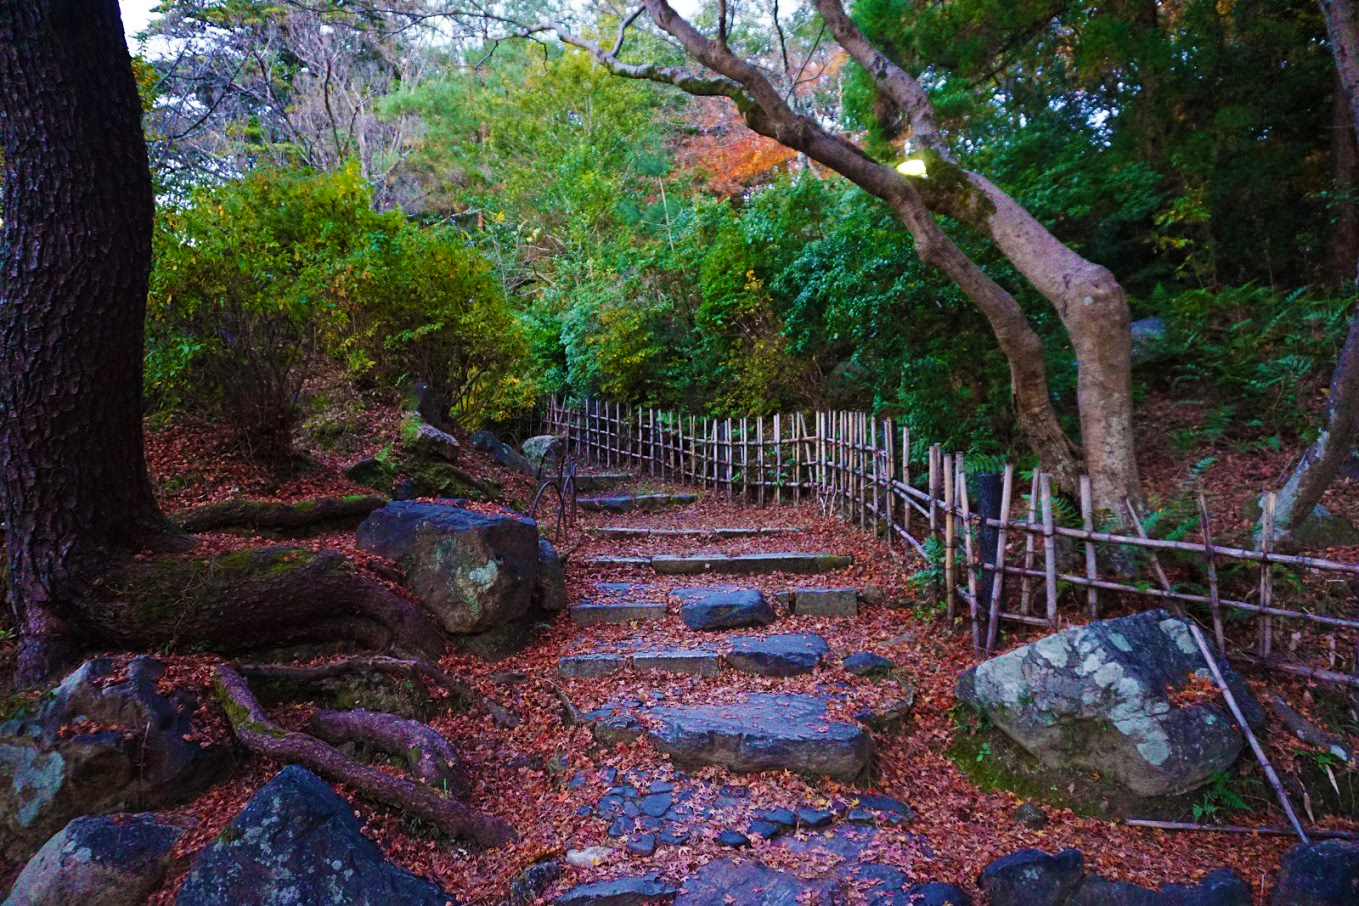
[544,396,1359,687]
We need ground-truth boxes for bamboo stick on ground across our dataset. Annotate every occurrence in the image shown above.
[1188,622,1309,843]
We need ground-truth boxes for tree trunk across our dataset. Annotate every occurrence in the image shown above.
[1264,0,1359,549]
[0,0,182,685]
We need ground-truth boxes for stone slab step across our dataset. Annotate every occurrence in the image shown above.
[578,493,699,514]
[585,556,651,567]
[653,552,852,576]
[671,588,777,631]
[590,526,809,539]
[569,603,667,626]
[790,587,859,617]
[558,634,831,679]
[645,694,872,781]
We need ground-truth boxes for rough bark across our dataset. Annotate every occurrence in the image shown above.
[0,0,186,684]
[173,494,389,534]
[97,548,446,659]
[308,707,471,796]
[213,665,518,847]
[1263,0,1359,548]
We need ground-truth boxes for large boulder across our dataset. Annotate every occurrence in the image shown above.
[521,435,564,474]
[1270,839,1359,906]
[535,539,567,612]
[0,657,232,860]
[957,610,1263,796]
[471,430,536,475]
[979,849,1085,906]
[356,502,541,636]
[3,813,185,906]
[175,765,454,906]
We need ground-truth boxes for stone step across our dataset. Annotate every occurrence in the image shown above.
[578,493,699,514]
[645,694,872,781]
[788,587,859,617]
[558,633,831,679]
[589,526,809,539]
[568,582,667,626]
[672,588,777,630]
[653,552,852,576]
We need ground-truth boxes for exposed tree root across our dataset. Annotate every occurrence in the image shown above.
[99,548,445,660]
[308,707,471,796]
[236,654,520,729]
[545,680,582,726]
[213,665,518,848]
[173,495,389,534]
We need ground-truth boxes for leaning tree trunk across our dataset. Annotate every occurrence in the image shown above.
[1262,0,1359,549]
[0,0,180,684]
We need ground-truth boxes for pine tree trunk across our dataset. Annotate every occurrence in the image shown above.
[0,0,178,684]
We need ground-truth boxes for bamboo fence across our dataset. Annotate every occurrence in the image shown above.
[544,396,1359,686]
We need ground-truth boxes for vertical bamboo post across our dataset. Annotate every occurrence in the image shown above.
[884,419,895,543]
[794,414,804,500]
[1041,473,1058,628]
[856,414,866,529]
[1198,492,1227,652]
[815,412,825,503]
[1080,475,1099,619]
[1260,491,1277,657]
[928,445,941,540]
[1019,470,1040,616]
[869,419,880,535]
[777,415,788,508]
[943,453,956,620]
[985,464,1014,654]
[726,417,734,502]
[902,428,912,536]
[757,417,766,507]
[958,454,980,651]
[741,417,749,503]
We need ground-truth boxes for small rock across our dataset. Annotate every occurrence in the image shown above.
[755,807,796,828]
[716,830,751,848]
[504,860,563,906]
[844,652,895,677]
[607,817,631,837]
[796,807,834,828]
[849,794,914,825]
[659,827,690,846]
[861,584,886,606]
[565,846,615,869]
[1013,802,1047,829]
[1271,839,1359,906]
[748,820,782,839]
[591,716,644,747]
[626,835,657,857]
[641,792,673,818]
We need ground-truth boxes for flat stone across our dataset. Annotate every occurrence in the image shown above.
[583,557,651,567]
[714,527,809,537]
[654,553,852,576]
[846,794,915,825]
[659,828,690,846]
[558,655,627,678]
[844,652,895,676]
[672,588,776,631]
[1069,869,1250,905]
[579,494,699,514]
[554,874,678,906]
[640,792,672,818]
[646,694,871,781]
[626,835,657,857]
[675,859,839,906]
[793,587,859,617]
[716,830,750,848]
[632,650,719,676]
[725,634,829,677]
[754,807,796,828]
[591,717,644,747]
[748,820,782,839]
[571,473,634,493]
[570,603,667,626]
[795,807,834,828]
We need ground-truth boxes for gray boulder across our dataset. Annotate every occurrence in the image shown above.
[471,430,536,475]
[401,414,460,463]
[356,502,540,636]
[957,610,1263,796]
[175,765,453,906]
[675,859,839,906]
[3,813,185,906]
[646,694,872,781]
[0,656,232,859]
[1270,839,1359,906]
[521,435,564,474]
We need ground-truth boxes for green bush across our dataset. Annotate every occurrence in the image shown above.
[147,164,534,454]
